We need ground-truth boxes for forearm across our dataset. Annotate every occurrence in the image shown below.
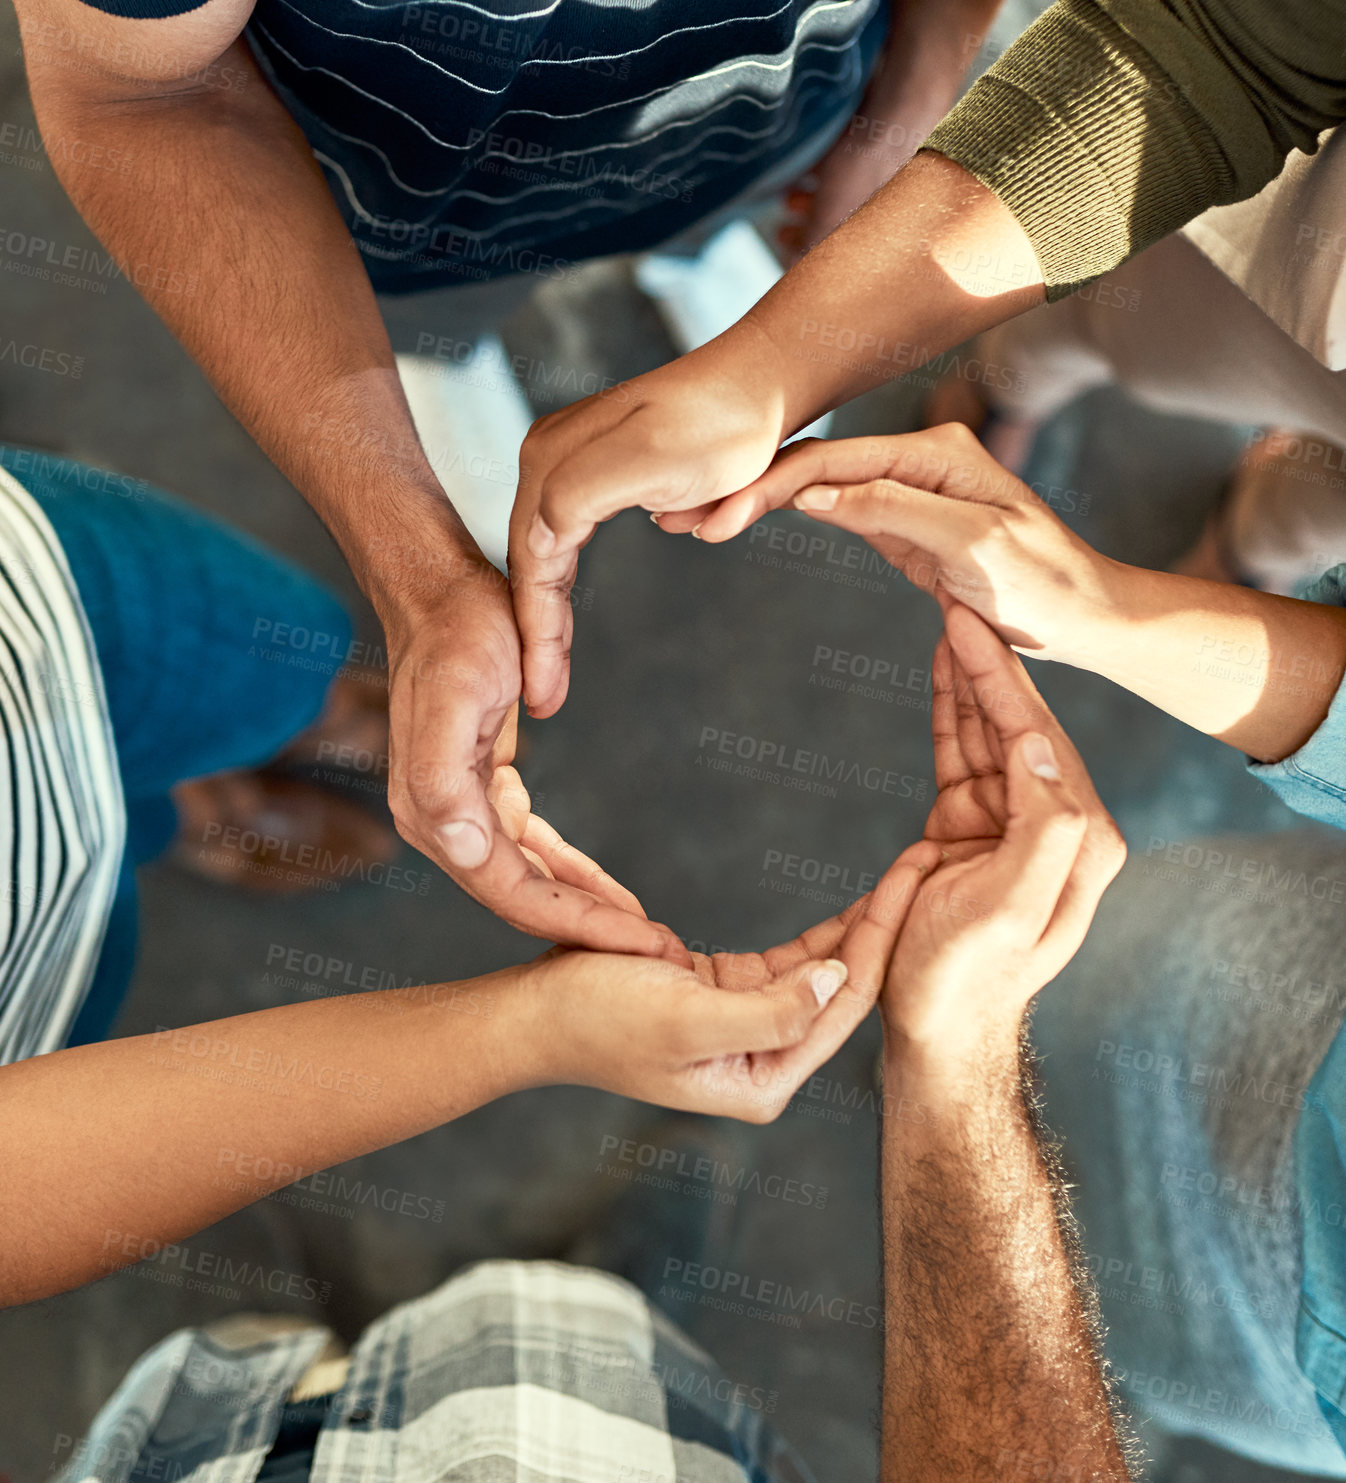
[924,0,1346,300]
[868,0,1004,130]
[740,150,1045,431]
[0,975,522,1306]
[881,1029,1130,1482]
[23,36,478,608]
[1078,562,1346,763]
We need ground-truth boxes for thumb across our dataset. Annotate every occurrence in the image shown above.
[400,688,511,872]
[691,957,850,1059]
[429,767,499,871]
[988,732,1089,940]
[839,841,942,999]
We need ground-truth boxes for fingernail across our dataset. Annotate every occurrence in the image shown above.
[527,512,557,557]
[794,488,838,511]
[1023,732,1060,781]
[690,523,704,540]
[649,512,662,527]
[810,959,848,1007]
[439,820,490,868]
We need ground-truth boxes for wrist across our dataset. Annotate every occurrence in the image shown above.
[352,494,505,627]
[711,314,799,438]
[882,1010,1023,1100]
[1042,550,1140,672]
[735,286,851,438]
[443,964,549,1101]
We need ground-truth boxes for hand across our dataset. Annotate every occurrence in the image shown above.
[699,424,1122,661]
[378,552,687,960]
[508,326,793,716]
[845,603,1125,1070]
[511,890,894,1122]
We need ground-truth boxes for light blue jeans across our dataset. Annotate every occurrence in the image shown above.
[1035,828,1346,1474]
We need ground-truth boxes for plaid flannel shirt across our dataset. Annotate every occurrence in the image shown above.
[58,1261,814,1483]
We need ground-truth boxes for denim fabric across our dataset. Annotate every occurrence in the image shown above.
[0,448,350,1043]
[1034,830,1346,1473]
[1248,564,1346,828]
[1294,1025,1346,1449]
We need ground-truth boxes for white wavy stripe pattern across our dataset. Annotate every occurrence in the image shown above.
[257,0,877,264]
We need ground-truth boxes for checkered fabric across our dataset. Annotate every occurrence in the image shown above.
[59,1262,814,1483]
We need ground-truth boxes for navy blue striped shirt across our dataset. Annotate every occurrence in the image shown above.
[78,0,887,291]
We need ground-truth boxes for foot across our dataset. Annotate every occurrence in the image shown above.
[278,664,389,771]
[924,364,1041,473]
[171,771,400,893]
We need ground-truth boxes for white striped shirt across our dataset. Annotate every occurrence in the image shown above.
[0,467,124,1064]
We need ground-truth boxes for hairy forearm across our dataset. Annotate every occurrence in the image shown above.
[1079,562,1346,763]
[881,1032,1130,1482]
[23,38,477,608]
[0,974,521,1306]
[742,150,1044,431]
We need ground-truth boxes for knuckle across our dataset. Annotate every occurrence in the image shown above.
[1098,820,1128,873]
[773,1000,810,1046]
[404,772,456,823]
[864,476,901,505]
[521,413,559,453]
[935,419,980,451]
[390,809,419,850]
[1046,799,1088,836]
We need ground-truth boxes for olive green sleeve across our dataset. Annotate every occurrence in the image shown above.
[923,0,1346,299]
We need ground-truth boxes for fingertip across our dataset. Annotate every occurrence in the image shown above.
[695,498,753,544]
[1020,730,1060,781]
[656,930,694,966]
[809,958,848,1007]
[439,819,491,869]
[522,668,568,720]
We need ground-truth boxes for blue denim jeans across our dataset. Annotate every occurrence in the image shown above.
[0,448,352,1046]
[1034,829,1346,1473]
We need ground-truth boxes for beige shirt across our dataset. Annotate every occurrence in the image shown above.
[1185,128,1346,373]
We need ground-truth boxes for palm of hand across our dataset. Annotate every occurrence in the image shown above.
[920,637,1010,865]
[922,772,1005,864]
[684,943,799,994]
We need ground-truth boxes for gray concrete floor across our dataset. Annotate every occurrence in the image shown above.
[0,5,1337,1481]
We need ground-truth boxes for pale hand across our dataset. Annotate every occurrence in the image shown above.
[510,888,896,1122]
[693,424,1121,661]
[508,327,791,718]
